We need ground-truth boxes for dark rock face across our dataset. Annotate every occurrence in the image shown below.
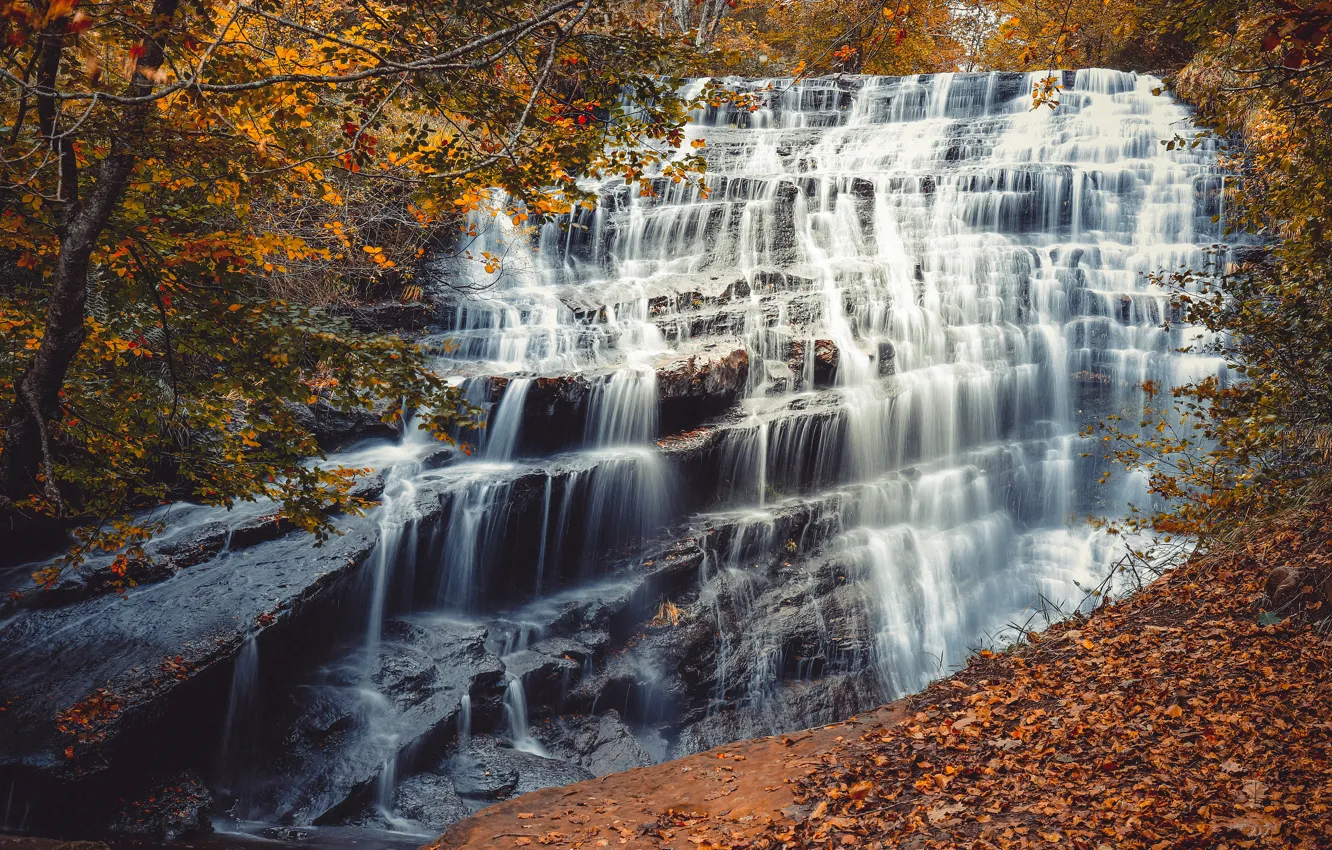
[289,400,402,452]
[785,339,842,389]
[812,339,840,386]
[477,345,749,455]
[252,617,505,825]
[534,710,654,776]
[657,346,750,432]
[107,770,213,840]
[446,737,593,803]
[393,773,470,832]
[0,519,378,834]
[341,301,440,334]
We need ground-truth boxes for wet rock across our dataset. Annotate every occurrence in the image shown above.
[877,340,896,376]
[536,710,654,776]
[0,520,378,834]
[422,444,462,469]
[655,346,750,402]
[673,670,884,758]
[510,749,594,796]
[503,650,581,714]
[289,400,402,452]
[107,770,213,840]
[34,555,181,608]
[228,514,297,549]
[765,360,794,393]
[813,339,840,386]
[786,339,843,389]
[447,737,593,802]
[347,472,386,502]
[448,738,519,799]
[512,376,595,453]
[657,346,750,433]
[261,616,505,825]
[393,772,470,832]
[18,521,234,610]
[258,826,315,840]
[149,521,230,567]
[530,634,605,666]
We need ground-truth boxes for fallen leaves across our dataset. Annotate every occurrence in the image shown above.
[739,538,1332,850]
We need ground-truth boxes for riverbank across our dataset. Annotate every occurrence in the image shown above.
[431,516,1332,849]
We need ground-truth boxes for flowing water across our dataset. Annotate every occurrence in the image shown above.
[428,67,1226,687]
[301,68,1227,825]
[0,69,1232,840]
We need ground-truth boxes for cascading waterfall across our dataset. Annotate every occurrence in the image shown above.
[76,68,1231,838]
[454,68,1226,720]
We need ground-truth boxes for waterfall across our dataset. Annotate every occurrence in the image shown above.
[133,69,1231,832]
[485,377,531,460]
[422,69,1226,715]
[458,694,472,749]
[217,634,260,806]
[502,674,547,756]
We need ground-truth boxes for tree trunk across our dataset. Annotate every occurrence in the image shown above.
[0,0,181,510]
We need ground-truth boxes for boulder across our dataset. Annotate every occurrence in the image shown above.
[393,772,470,832]
[347,472,386,502]
[535,710,654,776]
[446,737,593,802]
[447,739,519,800]
[877,340,896,376]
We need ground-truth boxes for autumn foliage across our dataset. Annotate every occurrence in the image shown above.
[0,0,718,571]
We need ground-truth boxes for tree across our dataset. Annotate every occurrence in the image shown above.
[0,0,714,573]
[689,0,964,77]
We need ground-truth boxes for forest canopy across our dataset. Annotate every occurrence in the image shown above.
[3,0,1331,576]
